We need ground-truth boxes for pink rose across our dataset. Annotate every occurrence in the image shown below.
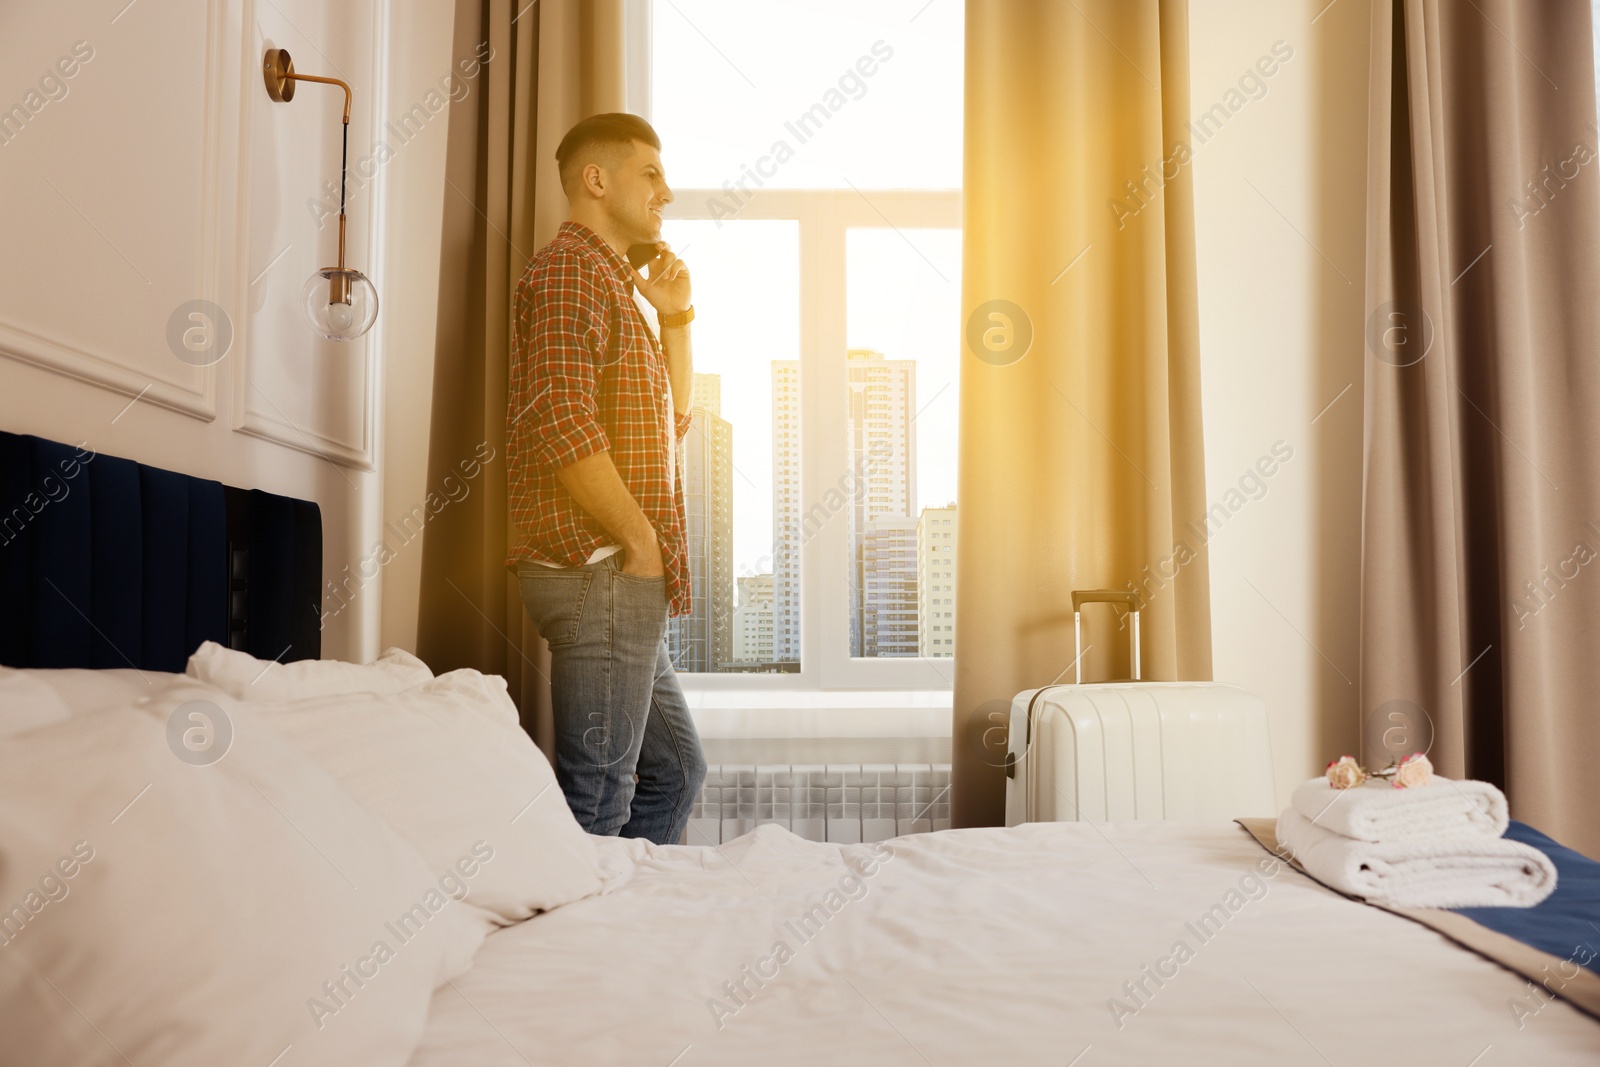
[1326,756,1366,790]
[1393,752,1433,789]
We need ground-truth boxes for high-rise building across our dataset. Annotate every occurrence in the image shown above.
[861,516,919,656]
[668,373,733,672]
[918,504,956,658]
[846,348,916,656]
[732,573,774,664]
[692,373,720,418]
[771,361,801,664]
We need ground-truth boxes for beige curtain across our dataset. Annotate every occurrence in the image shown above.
[417,0,627,755]
[954,0,1211,828]
[1362,0,1600,854]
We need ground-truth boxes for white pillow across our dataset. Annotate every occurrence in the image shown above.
[0,667,160,736]
[0,677,487,1067]
[255,668,604,922]
[187,640,433,700]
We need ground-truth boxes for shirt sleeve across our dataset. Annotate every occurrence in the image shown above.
[519,253,612,472]
[674,407,694,441]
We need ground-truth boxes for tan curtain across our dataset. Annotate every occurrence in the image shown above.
[954,0,1211,828]
[1362,0,1600,854]
[417,0,627,756]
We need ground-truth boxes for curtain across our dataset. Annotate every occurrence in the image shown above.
[417,0,628,756]
[953,0,1211,828]
[1362,0,1600,855]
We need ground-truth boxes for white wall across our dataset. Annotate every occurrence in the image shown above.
[1188,0,1372,805]
[0,1,454,661]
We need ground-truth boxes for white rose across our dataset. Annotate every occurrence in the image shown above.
[1326,756,1366,790]
[1393,752,1433,789]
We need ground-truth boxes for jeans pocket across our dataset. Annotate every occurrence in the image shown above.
[517,569,593,647]
[608,566,668,642]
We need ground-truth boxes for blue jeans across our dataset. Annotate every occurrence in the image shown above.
[516,553,706,844]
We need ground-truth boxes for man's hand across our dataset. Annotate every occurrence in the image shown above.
[620,529,665,578]
[631,243,691,317]
[554,452,666,578]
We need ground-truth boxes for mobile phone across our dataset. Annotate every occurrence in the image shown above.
[627,242,662,270]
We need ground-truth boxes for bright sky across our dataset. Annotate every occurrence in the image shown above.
[651,0,963,190]
[652,0,963,584]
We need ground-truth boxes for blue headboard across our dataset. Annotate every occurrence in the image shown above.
[0,430,322,672]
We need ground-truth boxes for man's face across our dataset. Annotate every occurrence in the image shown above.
[602,141,672,244]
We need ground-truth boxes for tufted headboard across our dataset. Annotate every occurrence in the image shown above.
[0,430,322,672]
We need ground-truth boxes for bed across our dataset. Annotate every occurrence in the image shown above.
[3,437,1597,1066]
[411,821,1600,1065]
[7,661,1596,1066]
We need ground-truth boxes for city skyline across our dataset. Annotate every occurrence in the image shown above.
[674,362,955,671]
[656,219,961,600]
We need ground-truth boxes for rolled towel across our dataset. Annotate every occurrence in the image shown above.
[1275,806,1557,909]
[1291,774,1508,843]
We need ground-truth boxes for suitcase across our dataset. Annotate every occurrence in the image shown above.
[1004,590,1275,826]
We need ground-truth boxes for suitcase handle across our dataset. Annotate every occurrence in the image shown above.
[1072,589,1141,683]
[1012,589,1145,770]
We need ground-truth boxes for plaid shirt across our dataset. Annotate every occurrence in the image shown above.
[506,221,694,616]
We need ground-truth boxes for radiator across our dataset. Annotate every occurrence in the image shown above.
[688,764,952,845]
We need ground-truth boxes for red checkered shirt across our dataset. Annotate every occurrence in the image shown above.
[506,221,694,616]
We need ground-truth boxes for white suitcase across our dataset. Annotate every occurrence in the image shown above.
[1004,590,1275,826]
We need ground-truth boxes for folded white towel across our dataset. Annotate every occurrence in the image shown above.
[1276,807,1556,909]
[1291,774,1508,843]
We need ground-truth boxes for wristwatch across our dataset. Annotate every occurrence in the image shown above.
[658,305,695,329]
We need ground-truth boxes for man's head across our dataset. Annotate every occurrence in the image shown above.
[556,113,669,246]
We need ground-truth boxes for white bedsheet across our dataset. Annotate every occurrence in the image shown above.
[409,822,1600,1066]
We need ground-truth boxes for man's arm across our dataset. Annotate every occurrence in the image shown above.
[661,321,692,420]
[555,453,663,577]
[632,245,693,422]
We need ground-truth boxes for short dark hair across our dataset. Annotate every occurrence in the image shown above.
[554,113,661,194]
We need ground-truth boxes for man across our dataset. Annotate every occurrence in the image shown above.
[507,113,706,845]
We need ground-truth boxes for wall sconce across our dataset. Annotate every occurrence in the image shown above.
[263,47,379,342]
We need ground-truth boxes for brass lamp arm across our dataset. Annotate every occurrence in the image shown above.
[262,49,351,125]
[263,48,353,272]
[285,71,351,125]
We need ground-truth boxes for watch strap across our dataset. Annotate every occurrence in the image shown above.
[658,305,695,329]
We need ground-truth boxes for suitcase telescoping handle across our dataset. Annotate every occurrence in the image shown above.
[1071,589,1142,683]
[1009,588,1146,776]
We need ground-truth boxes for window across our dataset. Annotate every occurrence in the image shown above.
[648,0,961,689]
[657,219,799,674]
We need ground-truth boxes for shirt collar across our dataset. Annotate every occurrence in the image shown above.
[557,220,634,290]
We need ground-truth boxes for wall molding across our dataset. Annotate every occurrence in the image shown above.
[0,318,216,419]
[0,0,243,423]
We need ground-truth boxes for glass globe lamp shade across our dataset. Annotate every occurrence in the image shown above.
[302,268,378,341]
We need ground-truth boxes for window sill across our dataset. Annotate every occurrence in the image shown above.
[681,688,953,740]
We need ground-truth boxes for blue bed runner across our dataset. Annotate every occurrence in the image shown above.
[1454,821,1600,977]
